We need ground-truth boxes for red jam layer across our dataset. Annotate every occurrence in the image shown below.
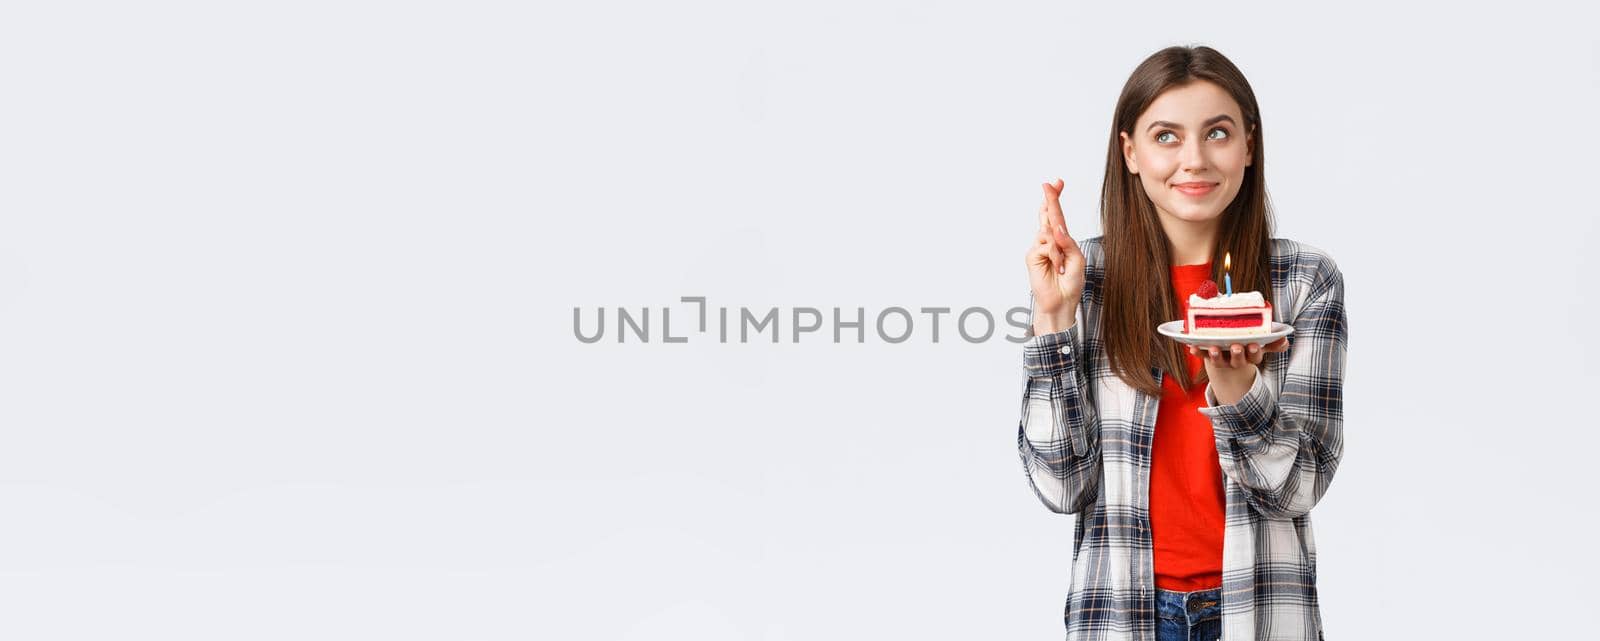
[1193,314,1267,328]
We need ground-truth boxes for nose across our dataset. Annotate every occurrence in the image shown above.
[1178,136,1208,174]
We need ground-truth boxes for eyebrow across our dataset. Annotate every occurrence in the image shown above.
[1146,114,1236,132]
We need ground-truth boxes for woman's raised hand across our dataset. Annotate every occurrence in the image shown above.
[1026,178,1086,335]
[1189,337,1292,405]
[1187,337,1291,367]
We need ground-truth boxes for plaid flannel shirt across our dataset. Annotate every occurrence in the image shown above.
[1019,236,1347,641]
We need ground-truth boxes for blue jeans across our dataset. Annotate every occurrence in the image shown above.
[1155,586,1222,641]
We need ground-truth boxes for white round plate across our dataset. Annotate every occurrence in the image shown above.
[1156,320,1293,349]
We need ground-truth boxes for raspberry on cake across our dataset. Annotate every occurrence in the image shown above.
[1184,279,1273,336]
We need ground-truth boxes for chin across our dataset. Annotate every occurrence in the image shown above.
[1162,203,1225,224]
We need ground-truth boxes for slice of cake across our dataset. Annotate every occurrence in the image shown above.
[1184,279,1272,336]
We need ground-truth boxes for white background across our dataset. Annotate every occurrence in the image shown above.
[1,1,1596,639]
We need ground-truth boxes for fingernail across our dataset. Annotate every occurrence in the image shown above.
[1058,264,1065,274]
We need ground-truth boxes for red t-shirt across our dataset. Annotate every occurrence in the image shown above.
[1151,261,1226,591]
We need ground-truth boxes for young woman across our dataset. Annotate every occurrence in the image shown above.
[1019,46,1348,641]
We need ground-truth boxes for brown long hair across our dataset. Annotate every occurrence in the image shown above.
[1098,45,1275,396]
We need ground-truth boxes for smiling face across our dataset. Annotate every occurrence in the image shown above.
[1120,80,1254,232]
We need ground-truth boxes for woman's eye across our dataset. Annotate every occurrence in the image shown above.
[1155,128,1229,144]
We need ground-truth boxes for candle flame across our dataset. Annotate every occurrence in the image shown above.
[1223,252,1231,271]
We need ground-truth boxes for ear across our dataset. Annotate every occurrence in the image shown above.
[1245,125,1255,167]
[1119,131,1138,175]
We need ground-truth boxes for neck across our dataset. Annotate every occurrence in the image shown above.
[1157,209,1219,266]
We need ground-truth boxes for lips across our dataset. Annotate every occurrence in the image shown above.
[1174,182,1217,196]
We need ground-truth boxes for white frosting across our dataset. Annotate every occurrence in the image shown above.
[1189,291,1265,308]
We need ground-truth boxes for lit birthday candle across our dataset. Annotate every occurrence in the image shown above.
[1223,252,1232,296]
